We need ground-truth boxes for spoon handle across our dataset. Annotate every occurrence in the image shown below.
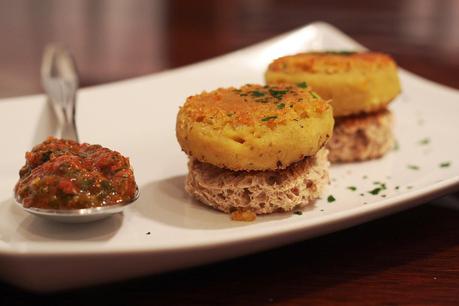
[41,44,80,142]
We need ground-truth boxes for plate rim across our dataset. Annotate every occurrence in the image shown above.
[1,176,458,257]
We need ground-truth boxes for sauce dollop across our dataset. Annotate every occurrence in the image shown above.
[15,137,137,209]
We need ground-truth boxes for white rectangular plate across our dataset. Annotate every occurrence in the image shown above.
[1,22,458,292]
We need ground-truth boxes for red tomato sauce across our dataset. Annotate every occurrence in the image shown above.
[15,137,137,209]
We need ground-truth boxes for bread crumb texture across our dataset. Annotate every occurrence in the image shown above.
[230,210,257,222]
[185,148,329,215]
[327,109,394,163]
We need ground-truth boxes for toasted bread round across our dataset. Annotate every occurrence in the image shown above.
[176,84,334,171]
[265,52,401,117]
[185,148,329,214]
[327,109,394,163]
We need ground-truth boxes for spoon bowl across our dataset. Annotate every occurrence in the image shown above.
[15,187,139,223]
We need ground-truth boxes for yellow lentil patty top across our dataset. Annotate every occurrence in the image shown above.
[265,51,401,117]
[176,83,334,171]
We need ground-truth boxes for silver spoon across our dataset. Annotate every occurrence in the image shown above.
[14,44,139,223]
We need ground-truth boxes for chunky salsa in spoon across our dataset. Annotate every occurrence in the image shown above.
[15,137,137,210]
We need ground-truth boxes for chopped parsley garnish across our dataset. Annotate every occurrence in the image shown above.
[261,115,277,122]
[269,89,289,100]
[276,103,285,109]
[327,51,356,55]
[395,186,400,190]
[293,211,303,215]
[251,90,265,97]
[256,98,269,103]
[310,91,319,99]
[373,182,387,189]
[368,182,386,195]
[296,81,308,89]
[440,161,451,168]
[347,186,357,191]
[327,195,336,203]
[393,141,400,151]
[368,187,383,195]
[362,175,368,179]
[146,232,151,235]
[418,138,430,145]
[407,165,420,170]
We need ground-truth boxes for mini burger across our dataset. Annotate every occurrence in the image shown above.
[176,84,334,219]
[265,51,401,163]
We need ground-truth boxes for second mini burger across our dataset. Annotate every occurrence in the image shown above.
[265,51,401,163]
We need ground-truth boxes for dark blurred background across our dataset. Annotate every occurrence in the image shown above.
[1,0,458,98]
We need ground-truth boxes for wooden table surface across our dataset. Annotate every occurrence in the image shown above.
[1,0,458,305]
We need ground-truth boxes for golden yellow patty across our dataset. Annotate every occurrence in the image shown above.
[265,51,401,117]
[176,84,334,171]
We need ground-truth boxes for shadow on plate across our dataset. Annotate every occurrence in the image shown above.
[3,198,122,241]
[134,175,297,230]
